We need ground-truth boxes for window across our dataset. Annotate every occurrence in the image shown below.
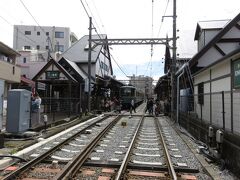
[55,45,64,52]
[55,31,64,38]
[46,32,49,36]
[37,31,40,35]
[25,31,31,35]
[36,45,40,50]
[24,46,31,50]
[12,66,15,74]
[198,82,204,105]
[46,46,49,50]
[23,57,26,63]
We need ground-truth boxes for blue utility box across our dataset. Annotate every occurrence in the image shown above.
[6,89,31,133]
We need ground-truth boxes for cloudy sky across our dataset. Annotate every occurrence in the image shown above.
[0,0,239,81]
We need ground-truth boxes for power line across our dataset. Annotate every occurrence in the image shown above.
[79,0,91,18]
[144,0,155,77]
[157,0,170,37]
[91,0,107,34]
[79,0,129,80]
[0,14,40,47]
[19,0,53,53]
[19,0,46,34]
[110,53,128,78]
[84,0,104,36]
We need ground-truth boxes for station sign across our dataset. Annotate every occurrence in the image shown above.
[45,71,60,79]
[233,59,240,88]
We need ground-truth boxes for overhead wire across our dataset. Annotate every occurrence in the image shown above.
[157,0,170,38]
[110,53,128,77]
[144,0,154,77]
[84,0,104,36]
[79,0,128,79]
[19,0,46,34]
[148,0,170,79]
[0,1,51,51]
[79,0,103,41]
[19,0,53,52]
[150,0,154,78]
[0,14,40,47]
[91,0,107,33]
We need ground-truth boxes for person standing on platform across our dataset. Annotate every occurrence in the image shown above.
[148,98,154,115]
[34,94,42,125]
[131,99,136,113]
[31,93,42,127]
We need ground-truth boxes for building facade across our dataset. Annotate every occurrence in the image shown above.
[179,13,240,175]
[13,25,78,53]
[0,41,21,129]
[129,75,153,99]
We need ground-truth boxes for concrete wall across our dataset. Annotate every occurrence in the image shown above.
[0,61,20,83]
[194,59,231,127]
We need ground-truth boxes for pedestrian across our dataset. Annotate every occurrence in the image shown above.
[148,98,153,115]
[131,99,136,113]
[31,93,42,127]
[145,99,149,113]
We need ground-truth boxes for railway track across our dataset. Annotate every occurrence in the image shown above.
[1,113,208,179]
[53,115,199,179]
[1,115,120,179]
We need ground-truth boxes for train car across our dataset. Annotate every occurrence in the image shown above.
[119,85,144,109]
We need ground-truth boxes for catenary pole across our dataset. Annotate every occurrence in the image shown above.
[171,0,177,121]
[88,17,92,113]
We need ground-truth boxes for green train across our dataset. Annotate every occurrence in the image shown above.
[119,85,144,109]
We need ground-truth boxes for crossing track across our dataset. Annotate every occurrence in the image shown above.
[1,115,120,180]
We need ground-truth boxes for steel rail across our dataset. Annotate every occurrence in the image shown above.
[2,115,110,180]
[155,117,177,180]
[115,115,144,180]
[54,115,121,180]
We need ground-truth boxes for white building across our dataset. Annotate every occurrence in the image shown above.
[13,25,78,53]
[189,13,240,133]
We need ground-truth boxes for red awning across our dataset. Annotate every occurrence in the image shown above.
[21,76,35,87]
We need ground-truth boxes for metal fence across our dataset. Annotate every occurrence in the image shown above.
[179,90,240,135]
[31,97,85,126]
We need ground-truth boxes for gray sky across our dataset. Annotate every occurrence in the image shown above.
[0,0,239,81]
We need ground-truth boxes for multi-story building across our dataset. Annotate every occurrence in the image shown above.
[0,41,21,129]
[129,75,153,99]
[13,25,78,87]
[13,25,78,53]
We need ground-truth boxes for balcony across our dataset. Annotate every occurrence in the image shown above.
[0,60,21,83]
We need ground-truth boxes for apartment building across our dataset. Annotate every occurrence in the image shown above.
[13,25,78,53]
[0,41,21,129]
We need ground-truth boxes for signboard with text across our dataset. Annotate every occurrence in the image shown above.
[46,71,60,80]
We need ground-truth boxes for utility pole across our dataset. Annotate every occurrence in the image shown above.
[87,17,92,113]
[171,0,177,121]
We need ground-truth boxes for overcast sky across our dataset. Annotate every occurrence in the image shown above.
[0,0,239,81]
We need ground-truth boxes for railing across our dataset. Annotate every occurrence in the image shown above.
[30,97,87,128]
